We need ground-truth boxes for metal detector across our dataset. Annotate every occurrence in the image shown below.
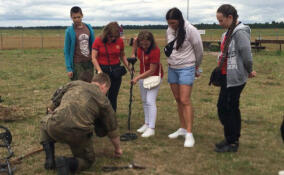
[102,162,146,172]
[120,57,138,141]
[0,125,15,175]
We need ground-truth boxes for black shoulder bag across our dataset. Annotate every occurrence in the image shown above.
[208,56,225,87]
[209,40,229,86]
[209,29,235,87]
[104,43,127,79]
[164,38,177,57]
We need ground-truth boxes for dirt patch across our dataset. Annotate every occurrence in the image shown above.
[0,104,24,122]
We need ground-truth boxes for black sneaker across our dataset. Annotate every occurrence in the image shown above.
[215,140,228,149]
[215,142,239,153]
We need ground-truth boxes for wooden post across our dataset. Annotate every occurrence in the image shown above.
[22,29,24,49]
[41,30,43,49]
[58,34,60,48]
[0,32,2,50]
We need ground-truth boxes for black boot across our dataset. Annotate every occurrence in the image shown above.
[56,156,78,175]
[215,141,239,153]
[215,139,228,149]
[42,141,55,170]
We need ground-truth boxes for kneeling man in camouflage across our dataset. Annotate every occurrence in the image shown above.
[40,73,122,174]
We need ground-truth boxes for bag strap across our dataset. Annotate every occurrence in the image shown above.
[142,51,161,76]
[104,43,112,72]
[168,37,177,46]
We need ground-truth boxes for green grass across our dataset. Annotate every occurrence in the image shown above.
[0,41,284,174]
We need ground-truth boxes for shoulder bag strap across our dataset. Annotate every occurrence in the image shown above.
[104,43,112,72]
[169,37,177,45]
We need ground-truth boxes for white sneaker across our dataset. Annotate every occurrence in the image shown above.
[137,124,148,133]
[184,133,195,147]
[141,128,155,138]
[168,128,187,139]
[278,170,284,175]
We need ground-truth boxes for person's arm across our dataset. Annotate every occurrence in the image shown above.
[188,26,203,69]
[132,64,158,84]
[97,96,122,156]
[235,30,255,78]
[64,28,73,78]
[92,90,122,157]
[120,48,131,72]
[92,49,103,74]
[88,24,95,46]
[110,136,123,157]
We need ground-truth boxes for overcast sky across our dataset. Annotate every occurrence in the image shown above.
[0,0,283,27]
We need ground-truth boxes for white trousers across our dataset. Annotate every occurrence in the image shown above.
[139,79,161,129]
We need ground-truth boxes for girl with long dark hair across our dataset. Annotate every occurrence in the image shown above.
[165,7,203,147]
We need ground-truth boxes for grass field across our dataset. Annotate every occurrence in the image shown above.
[0,30,283,175]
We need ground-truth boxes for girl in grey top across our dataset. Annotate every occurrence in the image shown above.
[214,4,256,153]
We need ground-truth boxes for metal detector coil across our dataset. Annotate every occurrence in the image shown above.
[0,125,15,175]
[120,133,137,141]
[0,125,12,147]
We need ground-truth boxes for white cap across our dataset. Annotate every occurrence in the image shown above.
[279,170,284,175]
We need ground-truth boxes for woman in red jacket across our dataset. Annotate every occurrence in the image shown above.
[92,22,130,112]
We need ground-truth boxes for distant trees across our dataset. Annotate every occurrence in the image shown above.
[0,21,283,30]
[195,21,284,29]
[247,21,284,28]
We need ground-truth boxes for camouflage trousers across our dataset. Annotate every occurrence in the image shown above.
[71,61,94,81]
[40,114,95,171]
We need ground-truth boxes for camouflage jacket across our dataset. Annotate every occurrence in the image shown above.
[49,80,119,138]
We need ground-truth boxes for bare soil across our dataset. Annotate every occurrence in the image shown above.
[0,104,23,122]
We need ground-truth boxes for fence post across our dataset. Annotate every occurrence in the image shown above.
[22,29,24,49]
[0,32,2,50]
[41,30,43,49]
[58,34,60,48]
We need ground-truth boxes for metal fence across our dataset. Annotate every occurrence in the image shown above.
[0,29,65,50]
[1,28,284,50]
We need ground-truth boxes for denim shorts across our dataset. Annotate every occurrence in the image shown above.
[168,66,195,85]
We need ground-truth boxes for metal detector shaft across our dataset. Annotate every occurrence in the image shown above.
[102,163,146,172]
[120,57,137,141]
[128,65,135,131]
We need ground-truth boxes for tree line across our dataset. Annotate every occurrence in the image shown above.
[1,21,284,30]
